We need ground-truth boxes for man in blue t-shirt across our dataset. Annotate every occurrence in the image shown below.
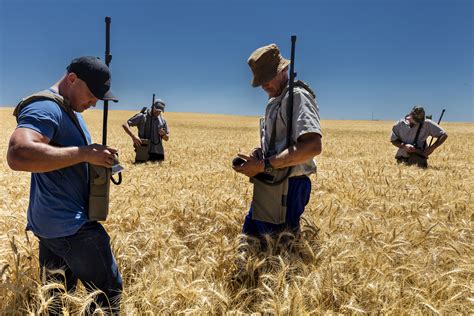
[7,56,122,313]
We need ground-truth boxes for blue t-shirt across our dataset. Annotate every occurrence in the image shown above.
[16,91,92,238]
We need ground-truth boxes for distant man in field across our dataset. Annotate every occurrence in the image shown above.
[122,100,169,162]
[233,43,322,247]
[7,57,122,313]
[391,106,448,168]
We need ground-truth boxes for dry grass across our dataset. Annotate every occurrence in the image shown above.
[0,108,472,314]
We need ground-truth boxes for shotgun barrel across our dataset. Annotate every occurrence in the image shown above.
[286,35,297,147]
[102,17,112,146]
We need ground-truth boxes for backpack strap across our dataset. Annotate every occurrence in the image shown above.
[294,80,316,99]
[14,90,66,118]
[13,90,88,145]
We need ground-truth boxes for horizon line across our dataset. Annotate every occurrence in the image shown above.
[0,106,472,123]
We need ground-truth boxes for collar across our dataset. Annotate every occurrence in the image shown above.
[268,85,290,105]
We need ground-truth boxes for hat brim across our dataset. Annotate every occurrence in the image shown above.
[251,58,290,87]
[152,101,165,111]
[100,90,118,103]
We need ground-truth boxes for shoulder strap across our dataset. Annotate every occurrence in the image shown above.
[14,90,67,118]
[13,90,88,145]
[144,111,152,139]
[413,122,424,148]
[294,80,316,98]
[266,80,316,155]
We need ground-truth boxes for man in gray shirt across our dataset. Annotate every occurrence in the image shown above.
[391,106,448,167]
[122,100,169,161]
[233,43,322,244]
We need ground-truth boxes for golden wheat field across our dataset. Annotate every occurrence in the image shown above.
[0,107,472,314]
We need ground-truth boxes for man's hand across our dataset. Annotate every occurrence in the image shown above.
[232,153,264,177]
[403,144,416,153]
[82,144,118,168]
[159,128,166,137]
[423,146,436,156]
[132,135,142,147]
[250,147,263,159]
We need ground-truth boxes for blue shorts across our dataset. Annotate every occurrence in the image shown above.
[242,176,311,238]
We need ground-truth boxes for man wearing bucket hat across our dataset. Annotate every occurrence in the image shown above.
[7,56,122,313]
[391,106,448,168]
[233,43,322,245]
[122,99,170,162]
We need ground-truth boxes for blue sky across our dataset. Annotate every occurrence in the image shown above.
[0,0,472,121]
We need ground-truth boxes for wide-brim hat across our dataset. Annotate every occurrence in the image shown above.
[247,43,290,87]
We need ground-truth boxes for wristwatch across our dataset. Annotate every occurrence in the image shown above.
[263,158,274,174]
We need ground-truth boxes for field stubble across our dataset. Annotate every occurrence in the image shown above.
[0,108,472,314]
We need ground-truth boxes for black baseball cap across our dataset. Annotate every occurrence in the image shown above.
[66,56,118,102]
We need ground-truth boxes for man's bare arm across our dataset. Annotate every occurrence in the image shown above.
[430,133,448,149]
[122,122,142,146]
[269,132,322,169]
[424,133,448,156]
[233,133,322,177]
[7,128,116,172]
[121,122,135,138]
[391,139,404,148]
[391,139,418,153]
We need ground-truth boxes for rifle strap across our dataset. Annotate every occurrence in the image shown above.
[413,121,424,149]
[144,111,153,139]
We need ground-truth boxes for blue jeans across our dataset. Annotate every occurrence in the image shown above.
[38,221,122,314]
[242,176,312,240]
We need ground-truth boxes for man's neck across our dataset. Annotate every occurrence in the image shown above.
[271,78,289,99]
[54,75,67,98]
[50,83,60,95]
[278,78,289,96]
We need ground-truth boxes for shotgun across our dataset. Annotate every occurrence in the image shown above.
[88,16,123,221]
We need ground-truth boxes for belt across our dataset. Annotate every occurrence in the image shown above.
[290,175,309,179]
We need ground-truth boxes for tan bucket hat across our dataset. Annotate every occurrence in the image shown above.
[247,43,290,87]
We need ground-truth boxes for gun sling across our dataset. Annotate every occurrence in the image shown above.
[406,122,428,167]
